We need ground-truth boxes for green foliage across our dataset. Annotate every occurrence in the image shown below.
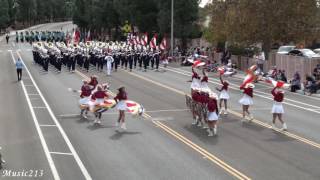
[207,0,320,53]
[0,0,9,29]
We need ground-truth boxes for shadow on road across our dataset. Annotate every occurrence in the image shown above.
[110,130,141,140]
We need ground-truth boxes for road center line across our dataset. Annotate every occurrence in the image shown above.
[163,67,320,114]
[126,70,320,150]
[74,70,250,180]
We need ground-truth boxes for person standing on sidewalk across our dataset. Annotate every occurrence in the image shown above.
[6,33,10,44]
[254,50,265,73]
[15,58,24,81]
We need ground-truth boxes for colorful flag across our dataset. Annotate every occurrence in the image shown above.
[149,34,157,49]
[160,36,167,50]
[141,32,148,46]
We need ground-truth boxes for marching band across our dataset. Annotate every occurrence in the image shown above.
[29,35,288,135]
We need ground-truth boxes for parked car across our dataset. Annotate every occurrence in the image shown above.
[288,49,320,58]
[277,46,296,55]
[313,48,320,54]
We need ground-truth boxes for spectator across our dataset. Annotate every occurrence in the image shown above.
[290,72,301,92]
[305,74,318,95]
[313,64,320,81]
[6,33,10,44]
[221,48,231,65]
[279,70,287,83]
[254,50,266,73]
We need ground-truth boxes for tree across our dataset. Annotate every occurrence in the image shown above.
[207,0,320,55]
[0,0,9,30]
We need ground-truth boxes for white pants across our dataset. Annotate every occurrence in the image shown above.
[106,62,112,75]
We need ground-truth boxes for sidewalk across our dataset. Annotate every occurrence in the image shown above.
[169,62,320,98]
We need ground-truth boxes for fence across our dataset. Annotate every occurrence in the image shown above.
[212,52,320,80]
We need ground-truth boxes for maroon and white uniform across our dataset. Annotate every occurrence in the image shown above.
[79,84,92,105]
[200,75,210,90]
[271,87,284,114]
[219,80,230,100]
[89,78,98,90]
[92,90,109,104]
[207,97,219,121]
[114,92,128,110]
[191,69,201,89]
[239,87,253,105]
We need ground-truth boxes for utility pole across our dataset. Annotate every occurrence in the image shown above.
[170,0,174,56]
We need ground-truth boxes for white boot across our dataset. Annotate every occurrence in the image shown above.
[202,122,209,129]
[121,122,127,130]
[213,126,217,135]
[271,123,276,130]
[192,117,197,125]
[197,121,203,127]
[219,108,224,115]
[223,109,228,115]
[208,129,213,137]
[281,123,287,131]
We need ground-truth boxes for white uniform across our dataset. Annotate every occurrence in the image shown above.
[239,94,253,105]
[208,111,219,121]
[219,90,230,100]
[105,55,114,75]
[271,102,284,114]
[191,78,201,89]
[116,100,127,111]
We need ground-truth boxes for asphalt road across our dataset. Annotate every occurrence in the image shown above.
[1,22,320,180]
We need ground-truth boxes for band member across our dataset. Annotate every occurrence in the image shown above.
[190,67,201,94]
[217,75,230,115]
[200,69,209,91]
[271,87,287,130]
[105,53,114,76]
[191,88,200,125]
[79,80,92,118]
[114,87,128,129]
[88,75,98,90]
[207,92,219,136]
[91,85,109,124]
[239,83,254,122]
[126,52,132,72]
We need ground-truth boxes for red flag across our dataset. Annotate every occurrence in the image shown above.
[136,35,141,45]
[218,67,225,75]
[192,60,206,68]
[240,65,257,88]
[73,29,80,44]
[141,33,148,46]
[149,34,157,49]
[265,78,288,88]
[160,36,167,50]
[85,30,91,42]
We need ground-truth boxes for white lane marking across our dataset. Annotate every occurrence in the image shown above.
[169,66,320,101]
[59,114,81,118]
[146,109,190,113]
[9,51,60,180]
[17,51,92,180]
[50,152,73,156]
[163,67,320,115]
[40,125,57,127]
